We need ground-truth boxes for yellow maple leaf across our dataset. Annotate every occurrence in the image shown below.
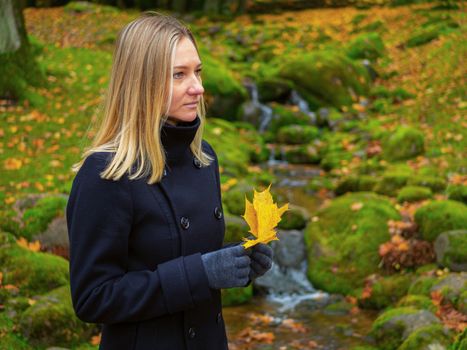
[242,185,289,249]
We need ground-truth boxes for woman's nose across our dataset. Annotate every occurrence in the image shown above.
[188,77,204,95]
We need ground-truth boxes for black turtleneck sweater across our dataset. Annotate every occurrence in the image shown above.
[66,117,228,350]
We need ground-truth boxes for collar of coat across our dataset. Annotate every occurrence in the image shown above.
[161,116,200,163]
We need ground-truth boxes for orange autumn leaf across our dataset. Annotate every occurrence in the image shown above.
[16,237,41,252]
[242,185,289,249]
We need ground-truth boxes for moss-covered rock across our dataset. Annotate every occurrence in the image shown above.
[335,175,378,196]
[0,313,32,350]
[434,230,467,272]
[374,171,410,197]
[22,195,68,240]
[346,32,385,61]
[407,175,446,193]
[430,272,467,304]
[284,145,321,164]
[369,307,440,350]
[19,285,95,347]
[278,50,371,110]
[383,127,425,161]
[222,182,254,216]
[397,294,437,313]
[276,125,319,145]
[358,274,414,310]
[323,300,354,315]
[408,276,438,297]
[304,192,400,295]
[407,22,459,48]
[256,77,293,103]
[414,200,467,242]
[398,324,453,350]
[447,184,467,205]
[397,186,433,203]
[0,232,69,296]
[278,205,309,230]
[201,51,248,120]
[267,103,313,134]
[320,151,354,172]
[221,285,253,306]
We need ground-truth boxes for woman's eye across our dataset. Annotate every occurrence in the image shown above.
[196,69,202,76]
[173,72,184,79]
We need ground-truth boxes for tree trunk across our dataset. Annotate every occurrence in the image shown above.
[0,0,44,101]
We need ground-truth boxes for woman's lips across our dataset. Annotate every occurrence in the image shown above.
[184,102,198,108]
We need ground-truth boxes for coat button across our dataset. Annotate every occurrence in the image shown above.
[217,312,222,324]
[193,157,202,169]
[188,327,196,339]
[214,207,223,220]
[180,217,190,230]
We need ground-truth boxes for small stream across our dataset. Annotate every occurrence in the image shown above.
[224,83,377,349]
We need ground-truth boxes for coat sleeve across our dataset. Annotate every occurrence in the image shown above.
[66,154,212,325]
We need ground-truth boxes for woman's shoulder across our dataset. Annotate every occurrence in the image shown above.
[201,140,217,158]
[76,152,116,181]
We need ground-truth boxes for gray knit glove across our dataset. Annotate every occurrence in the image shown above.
[249,243,273,280]
[201,245,251,289]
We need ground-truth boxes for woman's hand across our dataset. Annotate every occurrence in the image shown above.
[249,243,273,280]
[201,245,250,289]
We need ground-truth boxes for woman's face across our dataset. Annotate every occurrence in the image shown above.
[167,36,204,124]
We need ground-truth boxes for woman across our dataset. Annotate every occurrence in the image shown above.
[66,12,273,350]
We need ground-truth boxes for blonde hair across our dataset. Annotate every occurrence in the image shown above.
[73,11,211,183]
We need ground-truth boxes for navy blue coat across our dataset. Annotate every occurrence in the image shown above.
[66,118,229,350]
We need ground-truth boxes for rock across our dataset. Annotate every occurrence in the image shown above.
[238,101,264,128]
[222,182,254,216]
[0,313,32,349]
[278,206,309,230]
[346,32,385,61]
[430,272,467,303]
[274,230,306,268]
[407,175,446,193]
[33,216,69,259]
[397,295,437,313]
[223,214,248,243]
[268,103,313,134]
[19,286,95,347]
[304,192,399,295]
[383,126,425,161]
[323,300,354,315]
[370,307,441,350]
[414,200,467,242]
[0,232,69,296]
[283,145,320,164]
[278,50,371,110]
[397,186,432,203]
[256,77,293,103]
[373,171,410,197]
[276,125,319,145]
[398,324,453,350]
[434,230,467,271]
[408,276,439,297]
[335,175,378,196]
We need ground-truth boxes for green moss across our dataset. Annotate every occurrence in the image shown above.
[22,195,68,240]
[268,103,313,134]
[221,285,253,306]
[256,77,293,103]
[397,295,437,313]
[320,151,354,172]
[359,274,414,310]
[278,206,308,230]
[370,307,420,350]
[304,192,399,295]
[19,285,95,347]
[374,172,410,197]
[398,324,453,350]
[279,50,371,110]
[383,127,425,162]
[408,276,438,296]
[407,175,446,193]
[335,175,378,196]
[222,182,254,216]
[452,327,467,350]
[277,125,319,145]
[0,232,69,296]
[456,290,467,314]
[446,184,467,205]
[346,32,385,61]
[324,301,354,315]
[397,186,433,203]
[224,214,248,243]
[414,200,467,242]
[407,22,459,48]
[0,313,32,350]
